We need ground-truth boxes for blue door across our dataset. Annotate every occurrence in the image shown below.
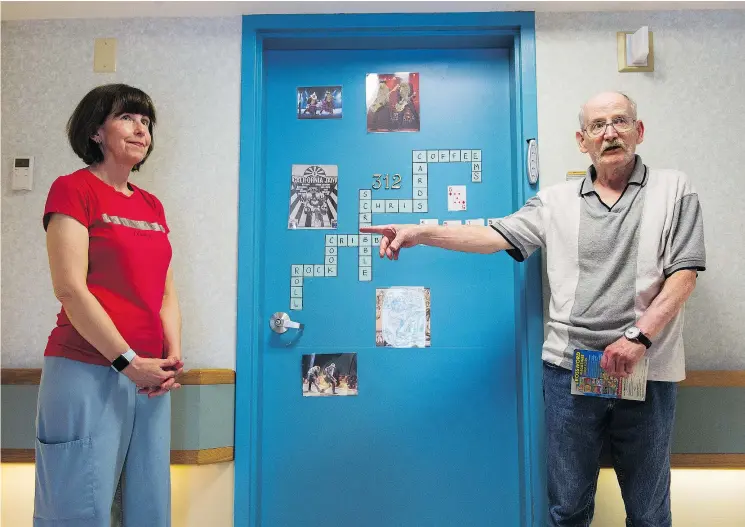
[238,27,542,525]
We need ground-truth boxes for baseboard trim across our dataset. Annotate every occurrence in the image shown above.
[2,447,235,465]
[1,368,235,386]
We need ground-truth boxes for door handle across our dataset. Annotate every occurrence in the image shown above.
[269,312,304,334]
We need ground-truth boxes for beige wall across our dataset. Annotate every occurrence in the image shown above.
[2,9,745,526]
[593,468,745,526]
[1,464,235,527]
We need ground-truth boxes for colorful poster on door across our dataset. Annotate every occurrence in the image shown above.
[297,85,342,119]
[288,164,338,229]
[366,72,420,133]
[375,287,431,347]
[302,353,358,397]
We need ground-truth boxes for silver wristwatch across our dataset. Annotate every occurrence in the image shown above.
[624,326,652,349]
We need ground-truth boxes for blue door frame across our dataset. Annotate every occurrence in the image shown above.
[235,12,545,526]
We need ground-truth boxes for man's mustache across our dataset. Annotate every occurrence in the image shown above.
[602,141,625,153]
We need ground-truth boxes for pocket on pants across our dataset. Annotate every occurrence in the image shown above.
[34,436,96,520]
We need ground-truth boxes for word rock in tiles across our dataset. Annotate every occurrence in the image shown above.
[289,233,381,310]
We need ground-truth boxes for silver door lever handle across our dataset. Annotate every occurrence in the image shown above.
[269,312,304,334]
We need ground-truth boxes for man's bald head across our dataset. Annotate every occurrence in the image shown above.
[579,92,637,128]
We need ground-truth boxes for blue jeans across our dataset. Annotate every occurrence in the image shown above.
[542,362,677,527]
[34,357,171,527]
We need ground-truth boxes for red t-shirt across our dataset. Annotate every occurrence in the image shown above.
[43,168,173,365]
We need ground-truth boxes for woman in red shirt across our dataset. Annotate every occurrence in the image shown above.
[34,84,183,527]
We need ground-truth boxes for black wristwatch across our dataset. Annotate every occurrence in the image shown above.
[624,326,652,349]
[111,349,137,372]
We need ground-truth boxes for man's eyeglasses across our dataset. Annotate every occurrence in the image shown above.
[583,116,637,137]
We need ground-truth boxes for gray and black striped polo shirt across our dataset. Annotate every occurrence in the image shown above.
[492,155,706,381]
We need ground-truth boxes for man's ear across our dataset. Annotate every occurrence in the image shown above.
[576,131,588,153]
[635,120,645,145]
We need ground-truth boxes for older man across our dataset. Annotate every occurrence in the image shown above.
[362,92,705,526]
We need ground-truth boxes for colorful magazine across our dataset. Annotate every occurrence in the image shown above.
[571,349,649,401]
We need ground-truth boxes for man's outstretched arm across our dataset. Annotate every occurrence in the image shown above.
[360,224,514,260]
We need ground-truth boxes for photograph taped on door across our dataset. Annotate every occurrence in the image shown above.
[375,287,431,348]
[288,164,338,229]
[297,85,342,119]
[366,72,420,132]
[302,353,358,397]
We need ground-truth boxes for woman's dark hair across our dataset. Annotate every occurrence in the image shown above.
[67,84,157,171]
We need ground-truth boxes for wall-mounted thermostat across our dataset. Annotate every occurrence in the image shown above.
[12,157,34,190]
